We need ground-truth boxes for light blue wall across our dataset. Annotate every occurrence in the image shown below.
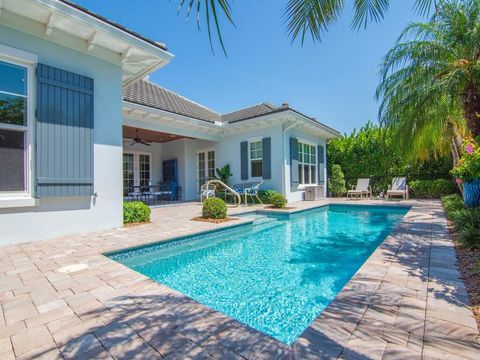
[0,24,124,244]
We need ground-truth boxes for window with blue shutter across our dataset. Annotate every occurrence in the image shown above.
[36,64,94,197]
[318,145,325,183]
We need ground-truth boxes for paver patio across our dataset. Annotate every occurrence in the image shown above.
[1,200,479,359]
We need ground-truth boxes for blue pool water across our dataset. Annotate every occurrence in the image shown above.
[108,204,408,344]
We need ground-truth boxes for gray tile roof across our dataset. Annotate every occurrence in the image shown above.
[221,103,280,123]
[123,80,322,126]
[124,80,221,123]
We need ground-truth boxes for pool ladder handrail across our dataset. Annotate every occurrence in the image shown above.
[203,179,241,207]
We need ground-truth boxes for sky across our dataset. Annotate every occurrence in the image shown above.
[73,0,423,134]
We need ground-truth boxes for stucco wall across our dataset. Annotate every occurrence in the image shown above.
[0,25,123,245]
[215,125,285,193]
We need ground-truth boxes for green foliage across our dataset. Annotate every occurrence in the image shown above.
[452,138,480,182]
[258,190,279,204]
[215,164,233,184]
[123,201,151,224]
[202,198,227,219]
[327,122,453,194]
[409,179,457,199]
[442,195,480,249]
[442,194,465,215]
[270,193,287,208]
[329,164,346,197]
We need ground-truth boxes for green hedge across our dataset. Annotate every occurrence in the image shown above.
[202,198,227,219]
[123,201,151,224]
[258,190,279,204]
[441,194,480,249]
[409,179,457,199]
[271,193,287,208]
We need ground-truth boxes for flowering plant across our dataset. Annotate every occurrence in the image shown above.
[452,138,480,182]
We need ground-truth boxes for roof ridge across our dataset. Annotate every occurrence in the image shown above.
[143,79,221,116]
[222,102,278,116]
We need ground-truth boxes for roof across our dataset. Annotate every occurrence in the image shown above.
[222,103,279,123]
[124,80,221,123]
[123,80,340,137]
[59,0,168,51]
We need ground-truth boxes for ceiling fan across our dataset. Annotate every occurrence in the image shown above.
[130,129,151,146]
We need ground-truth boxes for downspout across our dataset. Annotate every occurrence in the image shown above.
[282,120,299,197]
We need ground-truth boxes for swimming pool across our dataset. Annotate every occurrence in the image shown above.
[108,204,409,344]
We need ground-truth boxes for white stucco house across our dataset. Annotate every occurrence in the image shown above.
[0,0,340,245]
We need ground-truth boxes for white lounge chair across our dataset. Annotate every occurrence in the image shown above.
[200,183,216,202]
[387,177,409,200]
[233,182,263,205]
[347,178,372,199]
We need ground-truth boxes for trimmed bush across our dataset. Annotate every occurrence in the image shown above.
[202,198,227,219]
[329,164,346,197]
[409,179,456,199]
[258,190,280,204]
[271,193,287,208]
[123,201,151,224]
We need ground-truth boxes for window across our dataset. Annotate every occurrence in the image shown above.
[0,59,30,193]
[250,140,263,178]
[298,142,317,185]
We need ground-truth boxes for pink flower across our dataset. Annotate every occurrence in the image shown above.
[456,178,463,184]
[466,143,474,154]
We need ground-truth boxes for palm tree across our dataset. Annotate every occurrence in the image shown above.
[376,0,480,166]
[177,0,436,54]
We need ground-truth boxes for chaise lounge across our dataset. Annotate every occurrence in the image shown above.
[386,177,409,200]
[347,178,372,199]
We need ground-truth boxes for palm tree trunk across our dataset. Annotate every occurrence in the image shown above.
[462,85,480,137]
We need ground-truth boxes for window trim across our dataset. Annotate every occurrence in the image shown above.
[248,138,263,180]
[123,150,152,191]
[297,138,318,187]
[0,46,37,205]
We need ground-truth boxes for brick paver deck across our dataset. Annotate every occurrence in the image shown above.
[1,200,479,359]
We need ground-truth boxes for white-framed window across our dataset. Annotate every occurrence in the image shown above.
[298,141,317,185]
[0,49,36,200]
[249,140,263,178]
[123,151,151,196]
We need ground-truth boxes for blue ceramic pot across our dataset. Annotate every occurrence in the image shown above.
[463,179,480,208]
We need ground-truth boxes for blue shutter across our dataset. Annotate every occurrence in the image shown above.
[290,138,299,186]
[318,145,325,183]
[36,63,94,197]
[262,137,271,180]
[240,141,248,180]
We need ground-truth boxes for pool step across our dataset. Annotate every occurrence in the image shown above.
[252,216,282,232]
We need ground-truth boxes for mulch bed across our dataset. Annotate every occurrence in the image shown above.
[123,221,150,227]
[264,206,296,210]
[191,217,238,224]
[446,219,480,331]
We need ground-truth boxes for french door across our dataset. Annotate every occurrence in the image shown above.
[123,152,151,196]
[197,150,215,194]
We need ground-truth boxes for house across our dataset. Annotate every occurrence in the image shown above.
[0,0,339,245]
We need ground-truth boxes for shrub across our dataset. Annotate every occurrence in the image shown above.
[442,195,480,249]
[409,179,457,199]
[270,193,287,208]
[329,164,346,197]
[202,198,227,219]
[258,190,279,204]
[442,194,464,215]
[123,201,151,224]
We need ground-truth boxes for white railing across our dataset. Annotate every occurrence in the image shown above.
[201,179,241,207]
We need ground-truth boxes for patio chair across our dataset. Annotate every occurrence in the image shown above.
[387,177,409,200]
[233,182,263,205]
[347,178,372,199]
[200,182,216,202]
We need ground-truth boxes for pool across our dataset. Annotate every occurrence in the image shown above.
[107,204,409,344]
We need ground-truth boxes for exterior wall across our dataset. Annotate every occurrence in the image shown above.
[0,25,123,245]
[284,127,328,203]
[216,125,284,193]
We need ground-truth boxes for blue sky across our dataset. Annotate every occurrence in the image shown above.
[74,0,422,134]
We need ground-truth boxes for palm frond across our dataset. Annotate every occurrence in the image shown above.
[351,0,389,30]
